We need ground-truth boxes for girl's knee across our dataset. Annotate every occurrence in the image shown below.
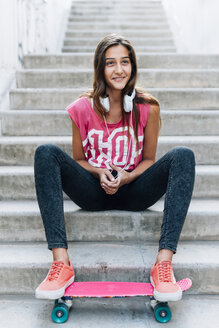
[34,144,61,161]
[171,146,195,165]
[170,146,195,167]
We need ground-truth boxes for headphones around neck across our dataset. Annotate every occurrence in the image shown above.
[100,89,136,113]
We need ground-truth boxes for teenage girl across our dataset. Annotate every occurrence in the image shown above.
[34,34,195,302]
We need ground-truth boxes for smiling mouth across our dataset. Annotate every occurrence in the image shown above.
[113,77,125,81]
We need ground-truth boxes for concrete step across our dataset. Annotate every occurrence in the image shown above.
[0,199,218,242]
[71,8,166,15]
[63,37,174,47]
[0,135,219,165]
[71,0,163,6]
[69,9,167,16]
[70,8,165,15]
[9,88,219,110]
[71,3,163,11]
[0,294,218,328]
[68,15,168,23]
[65,30,173,38]
[71,2,164,9]
[67,22,170,30]
[23,54,219,69]
[62,46,176,54]
[0,241,218,294]
[71,0,162,4]
[71,0,163,4]
[0,165,218,199]
[1,109,219,136]
[62,45,176,53]
[16,69,219,89]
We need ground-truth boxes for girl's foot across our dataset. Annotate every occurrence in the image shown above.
[150,260,182,302]
[35,260,75,299]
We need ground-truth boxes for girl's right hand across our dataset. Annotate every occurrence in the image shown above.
[99,169,118,195]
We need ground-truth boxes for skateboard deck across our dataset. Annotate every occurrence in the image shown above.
[51,278,192,324]
[65,278,192,298]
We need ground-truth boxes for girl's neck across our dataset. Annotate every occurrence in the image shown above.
[106,89,122,116]
[106,88,122,104]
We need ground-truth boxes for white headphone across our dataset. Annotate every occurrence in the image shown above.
[100,89,136,112]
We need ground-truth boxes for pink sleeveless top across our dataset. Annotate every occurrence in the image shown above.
[66,97,150,171]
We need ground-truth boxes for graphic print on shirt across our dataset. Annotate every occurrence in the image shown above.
[82,126,144,170]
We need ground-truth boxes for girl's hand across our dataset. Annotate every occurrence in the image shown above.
[99,169,118,195]
[99,164,131,195]
[109,163,130,188]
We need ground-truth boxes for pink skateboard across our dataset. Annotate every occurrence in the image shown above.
[51,278,192,323]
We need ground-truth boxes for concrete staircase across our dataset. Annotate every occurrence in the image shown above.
[0,0,219,326]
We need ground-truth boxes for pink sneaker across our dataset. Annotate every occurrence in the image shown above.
[35,261,75,299]
[150,260,182,302]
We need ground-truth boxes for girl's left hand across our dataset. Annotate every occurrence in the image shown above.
[101,163,130,195]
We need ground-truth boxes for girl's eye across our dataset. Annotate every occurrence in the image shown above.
[106,61,114,66]
[106,60,130,66]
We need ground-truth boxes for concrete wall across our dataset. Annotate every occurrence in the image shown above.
[0,0,72,70]
[0,0,71,103]
[162,0,219,53]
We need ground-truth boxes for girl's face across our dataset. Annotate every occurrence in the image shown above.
[104,44,132,92]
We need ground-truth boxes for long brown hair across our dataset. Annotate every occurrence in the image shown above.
[81,34,161,144]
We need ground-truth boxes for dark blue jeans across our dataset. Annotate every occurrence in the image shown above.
[34,144,195,253]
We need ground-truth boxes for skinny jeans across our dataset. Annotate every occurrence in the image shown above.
[34,144,195,253]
